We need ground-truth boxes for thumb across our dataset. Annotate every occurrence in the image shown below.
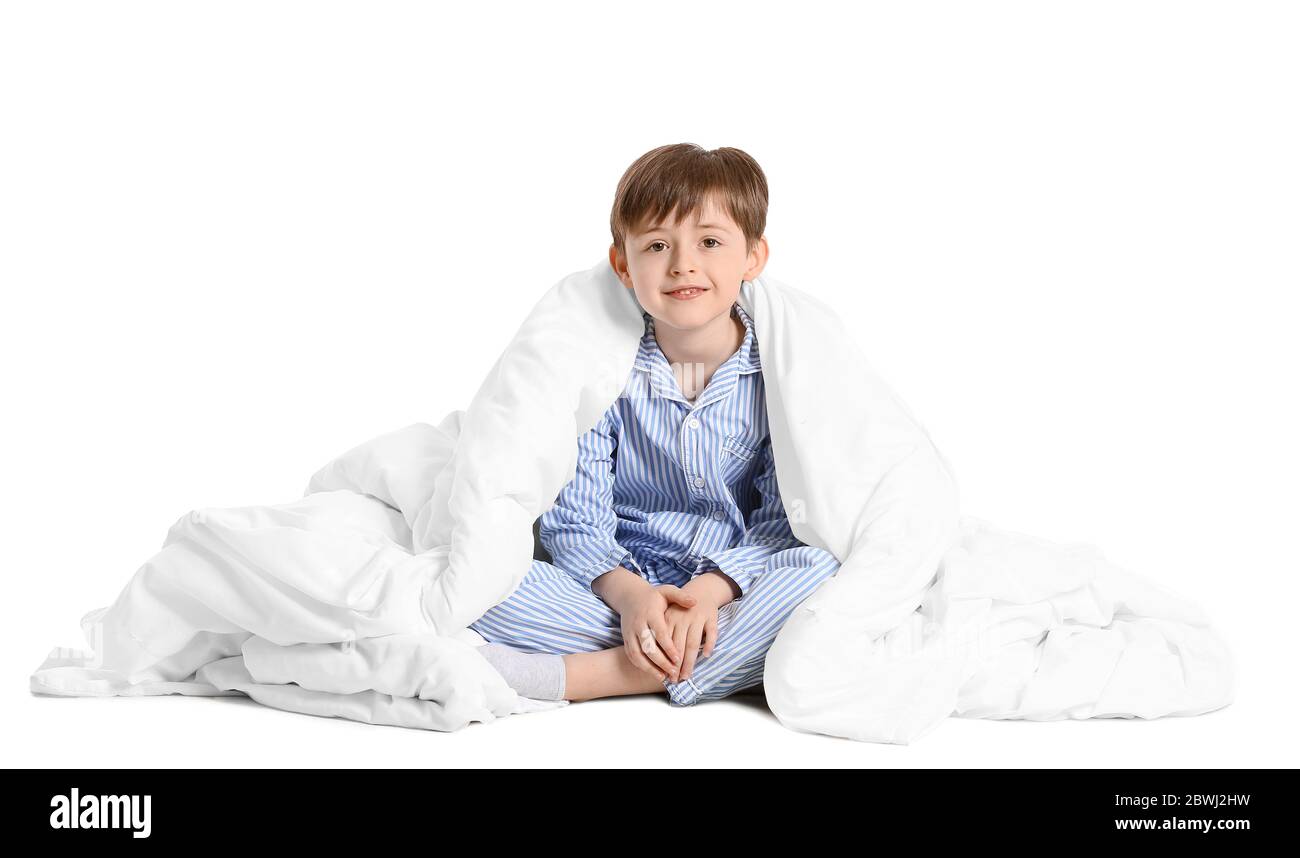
[662,586,697,607]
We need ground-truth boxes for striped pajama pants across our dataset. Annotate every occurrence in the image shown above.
[468,545,841,706]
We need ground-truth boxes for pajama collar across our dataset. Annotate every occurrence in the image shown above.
[634,302,762,408]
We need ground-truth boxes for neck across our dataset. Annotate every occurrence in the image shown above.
[654,308,746,400]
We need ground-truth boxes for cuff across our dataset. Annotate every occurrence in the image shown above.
[555,542,638,590]
[693,550,759,599]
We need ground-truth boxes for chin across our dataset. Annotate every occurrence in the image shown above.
[659,298,715,315]
[658,300,725,324]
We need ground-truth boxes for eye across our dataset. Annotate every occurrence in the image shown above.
[646,238,721,252]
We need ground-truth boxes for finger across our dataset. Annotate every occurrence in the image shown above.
[649,617,682,667]
[639,626,677,676]
[661,585,697,608]
[653,615,682,664]
[702,616,717,659]
[681,622,704,681]
[625,639,665,681]
[659,613,678,681]
[671,623,688,681]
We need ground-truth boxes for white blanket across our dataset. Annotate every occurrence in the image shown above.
[30,259,1238,743]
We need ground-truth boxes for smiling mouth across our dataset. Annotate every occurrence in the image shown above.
[666,287,706,298]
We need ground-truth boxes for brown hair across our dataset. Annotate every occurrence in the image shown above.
[609,143,768,257]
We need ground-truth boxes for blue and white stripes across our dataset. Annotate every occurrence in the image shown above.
[469,546,840,704]
[469,301,843,705]
[539,302,813,596]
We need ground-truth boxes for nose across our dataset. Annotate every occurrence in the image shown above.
[670,253,697,276]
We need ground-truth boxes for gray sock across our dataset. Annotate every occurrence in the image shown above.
[476,643,567,701]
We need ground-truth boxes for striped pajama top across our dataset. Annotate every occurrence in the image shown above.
[538,301,803,598]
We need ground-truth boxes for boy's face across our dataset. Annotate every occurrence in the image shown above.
[609,195,768,335]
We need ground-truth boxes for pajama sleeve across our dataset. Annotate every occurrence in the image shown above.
[692,439,802,598]
[539,407,637,590]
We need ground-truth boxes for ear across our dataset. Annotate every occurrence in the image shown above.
[608,243,634,288]
[743,235,770,282]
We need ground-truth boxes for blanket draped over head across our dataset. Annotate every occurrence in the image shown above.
[30,259,1237,743]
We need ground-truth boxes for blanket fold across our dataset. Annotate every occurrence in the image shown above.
[30,258,1236,743]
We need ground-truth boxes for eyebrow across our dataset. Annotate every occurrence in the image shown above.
[638,222,731,236]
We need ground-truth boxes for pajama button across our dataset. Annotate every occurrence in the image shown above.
[687,418,700,429]
[693,477,705,487]
[712,510,724,521]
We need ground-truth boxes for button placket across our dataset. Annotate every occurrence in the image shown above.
[681,412,708,500]
[684,512,712,565]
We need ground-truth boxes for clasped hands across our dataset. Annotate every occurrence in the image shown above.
[612,572,737,684]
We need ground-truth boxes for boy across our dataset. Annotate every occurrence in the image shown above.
[469,143,841,705]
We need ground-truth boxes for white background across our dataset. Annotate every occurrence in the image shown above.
[2,0,1296,768]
